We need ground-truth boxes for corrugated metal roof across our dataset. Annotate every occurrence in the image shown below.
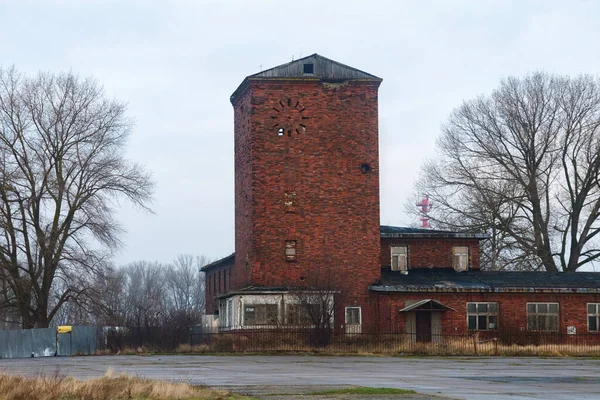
[371,268,600,293]
[231,53,382,104]
[248,54,381,80]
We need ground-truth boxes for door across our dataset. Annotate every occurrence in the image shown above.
[415,312,432,343]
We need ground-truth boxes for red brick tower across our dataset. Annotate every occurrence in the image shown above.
[229,54,382,328]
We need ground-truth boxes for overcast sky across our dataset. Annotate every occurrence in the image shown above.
[1,0,599,266]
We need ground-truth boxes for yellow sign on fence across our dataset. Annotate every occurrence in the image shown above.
[57,326,72,334]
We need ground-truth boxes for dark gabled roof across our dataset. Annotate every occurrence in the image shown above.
[200,253,235,272]
[231,53,382,104]
[248,54,381,80]
[380,225,489,240]
[370,268,600,293]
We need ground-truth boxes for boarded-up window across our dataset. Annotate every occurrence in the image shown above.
[453,246,469,271]
[467,302,498,330]
[527,303,559,332]
[244,304,278,325]
[285,240,297,260]
[345,307,361,325]
[588,303,600,332]
[391,246,407,271]
[284,191,296,213]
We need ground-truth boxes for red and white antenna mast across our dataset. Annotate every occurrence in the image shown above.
[416,196,433,228]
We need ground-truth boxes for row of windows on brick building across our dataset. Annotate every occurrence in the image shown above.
[390,245,469,272]
[468,302,600,332]
[218,301,600,332]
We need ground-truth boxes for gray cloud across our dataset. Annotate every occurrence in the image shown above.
[1,0,598,265]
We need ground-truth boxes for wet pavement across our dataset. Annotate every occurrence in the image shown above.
[0,355,598,400]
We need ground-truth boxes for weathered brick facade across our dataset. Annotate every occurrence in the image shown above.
[229,77,382,326]
[204,254,234,314]
[380,237,481,270]
[202,54,600,337]
[376,292,600,335]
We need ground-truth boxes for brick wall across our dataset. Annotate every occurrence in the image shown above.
[231,79,382,326]
[232,89,253,292]
[380,237,481,270]
[375,292,600,335]
[204,257,235,314]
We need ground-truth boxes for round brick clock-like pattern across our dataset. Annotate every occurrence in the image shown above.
[271,98,309,137]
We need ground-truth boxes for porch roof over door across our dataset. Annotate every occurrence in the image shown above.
[399,299,455,312]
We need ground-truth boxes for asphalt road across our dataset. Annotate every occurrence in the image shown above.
[0,355,598,400]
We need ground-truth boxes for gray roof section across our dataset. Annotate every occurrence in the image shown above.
[231,53,382,104]
[248,54,381,80]
[200,253,235,271]
[380,225,489,240]
[371,268,600,293]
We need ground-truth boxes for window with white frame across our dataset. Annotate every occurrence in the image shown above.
[588,303,600,332]
[453,246,469,271]
[345,307,361,325]
[391,246,407,272]
[244,304,278,325]
[467,302,498,330]
[225,299,233,327]
[527,303,559,332]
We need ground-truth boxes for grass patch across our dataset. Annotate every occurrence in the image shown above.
[308,387,416,395]
[0,371,244,400]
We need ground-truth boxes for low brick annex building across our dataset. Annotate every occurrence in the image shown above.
[202,54,600,341]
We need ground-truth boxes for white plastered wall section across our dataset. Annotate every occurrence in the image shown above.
[217,293,335,330]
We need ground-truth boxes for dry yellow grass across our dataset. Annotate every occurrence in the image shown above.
[171,335,600,357]
[0,371,234,400]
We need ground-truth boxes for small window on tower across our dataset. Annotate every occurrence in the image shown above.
[303,63,314,75]
[285,240,297,261]
[284,190,296,213]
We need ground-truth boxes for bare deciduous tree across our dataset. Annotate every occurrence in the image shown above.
[0,67,153,327]
[411,72,600,272]
[287,267,340,346]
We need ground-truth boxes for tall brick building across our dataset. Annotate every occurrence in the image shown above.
[203,54,600,340]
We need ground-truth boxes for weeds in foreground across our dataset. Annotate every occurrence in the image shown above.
[168,337,600,357]
[0,371,235,400]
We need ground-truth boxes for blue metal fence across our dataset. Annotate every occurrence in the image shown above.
[0,326,99,359]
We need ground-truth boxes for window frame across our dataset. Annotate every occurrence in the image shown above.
[390,246,408,272]
[285,303,319,326]
[588,303,600,332]
[526,302,560,332]
[285,240,297,261]
[452,246,469,271]
[466,302,499,331]
[243,303,279,326]
[345,306,362,325]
